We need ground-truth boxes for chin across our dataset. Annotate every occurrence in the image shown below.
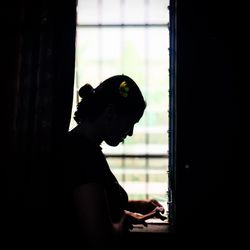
[105,138,123,147]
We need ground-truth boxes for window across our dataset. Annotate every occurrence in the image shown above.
[71,0,171,222]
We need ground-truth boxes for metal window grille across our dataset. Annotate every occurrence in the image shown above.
[72,0,170,218]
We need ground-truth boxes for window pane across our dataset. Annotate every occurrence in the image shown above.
[77,0,99,24]
[74,0,170,209]
[76,28,100,85]
[148,0,169,24]
[123,0,146,24]
[77,0,170,25]
[102,0,122,24]
[109,157,168,201]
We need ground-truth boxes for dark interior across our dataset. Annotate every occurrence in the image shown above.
[1,0,244,248]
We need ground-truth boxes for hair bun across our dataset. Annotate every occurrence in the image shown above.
[78,83,94,99]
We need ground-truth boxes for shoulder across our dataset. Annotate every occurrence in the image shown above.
[59,132,107,188]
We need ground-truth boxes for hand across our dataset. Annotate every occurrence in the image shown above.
[123,210,148,230]
[147,199,165,214]
[123,207,167,231]
[136,199,165,215]
[151,207,167,221]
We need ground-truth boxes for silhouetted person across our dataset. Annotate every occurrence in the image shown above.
[54,75,165,250]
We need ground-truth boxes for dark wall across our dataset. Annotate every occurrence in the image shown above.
[176,0,244,245]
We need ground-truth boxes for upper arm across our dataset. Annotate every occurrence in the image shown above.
[73,182,113,244]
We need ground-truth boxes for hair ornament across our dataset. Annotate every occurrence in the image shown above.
[119,81,129,98]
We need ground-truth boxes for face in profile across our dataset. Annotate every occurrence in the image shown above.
[104,112,141,147]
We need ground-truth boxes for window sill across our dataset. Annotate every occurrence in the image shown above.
[131,222,174,234]
[127,222,175,247]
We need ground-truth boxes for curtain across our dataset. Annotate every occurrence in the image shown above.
[1,0,77,244]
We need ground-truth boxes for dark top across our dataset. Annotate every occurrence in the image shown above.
[52,131,128,248]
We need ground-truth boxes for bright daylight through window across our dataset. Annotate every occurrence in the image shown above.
[71,0,170,221]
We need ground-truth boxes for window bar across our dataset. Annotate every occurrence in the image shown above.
[120,0,126,186]
[78,24,168,28]
[75,37,80,105]
[75,0,170,203]
[120,0,125,73]
[168,0,176,225]
[98,0,103,83]
[105,154,168,158]
[144,0,150,200]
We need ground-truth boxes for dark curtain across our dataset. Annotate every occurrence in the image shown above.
[1,0,77,245]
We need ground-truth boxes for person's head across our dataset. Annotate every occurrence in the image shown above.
[74,74,146,146]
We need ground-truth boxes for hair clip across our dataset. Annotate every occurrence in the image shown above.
[119,81,129,98]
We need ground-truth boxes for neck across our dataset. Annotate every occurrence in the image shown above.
[70,119,103,146]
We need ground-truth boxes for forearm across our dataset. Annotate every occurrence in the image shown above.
[126,200,146,213]
[127,199,165,215]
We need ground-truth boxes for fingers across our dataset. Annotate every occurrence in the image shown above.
[150,199,165,213]
[153,206,165,213]
[143,204,167,221]
[155,212,167,221]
